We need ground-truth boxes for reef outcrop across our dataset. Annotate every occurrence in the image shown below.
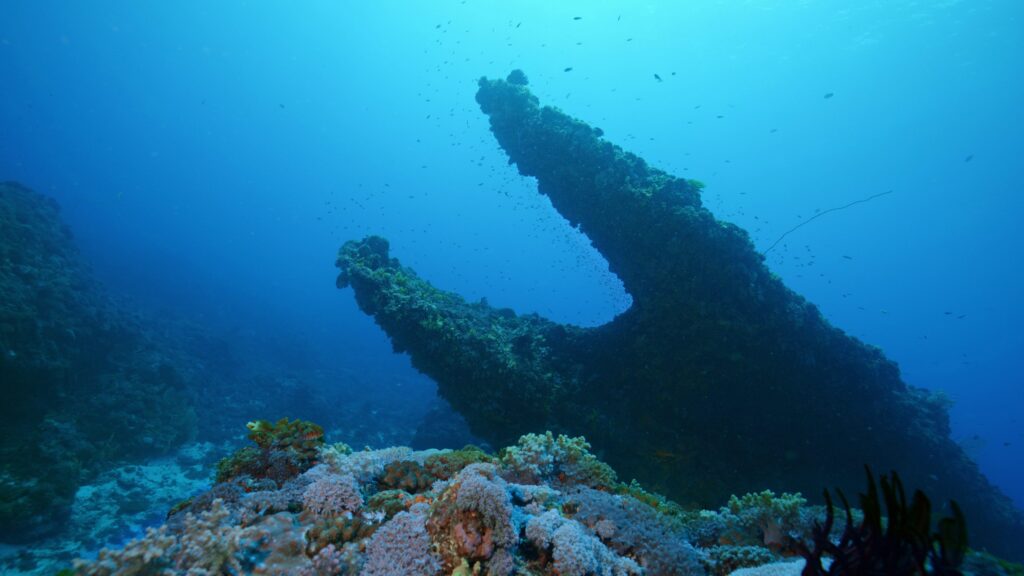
[335,73,1024,558]
[0,182,196,541]
[70,423,1012,575]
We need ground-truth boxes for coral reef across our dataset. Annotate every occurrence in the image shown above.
[334,72,1024,558]
[0,182,196,541]
[67,424,1020,575]
[57,427,686,575]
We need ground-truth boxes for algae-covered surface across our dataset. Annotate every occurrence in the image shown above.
[336,74,1024,557]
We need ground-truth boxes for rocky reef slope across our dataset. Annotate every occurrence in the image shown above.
[335,73,1024,558]
[0,182,196,540]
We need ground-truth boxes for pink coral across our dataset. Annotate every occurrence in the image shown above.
[361,504,441,576]
[303,473,363,519]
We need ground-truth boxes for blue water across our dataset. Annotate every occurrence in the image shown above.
[1,0,1021,512]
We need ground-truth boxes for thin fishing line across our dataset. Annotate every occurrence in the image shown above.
[762,190,894,256]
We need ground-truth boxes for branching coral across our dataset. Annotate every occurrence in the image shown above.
[302,472,363,519]
[564,486,706,576]
[500,432,617,489]
[362,504,441,576]
[529,510,643,576]
[526,509,642,576]
[721,490,808,552]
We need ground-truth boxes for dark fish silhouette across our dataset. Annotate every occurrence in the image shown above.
[564,67,573,72]
[573,16,582,20]
[824,92,834,99]
[965,154,974,162]
[654,73,662,82]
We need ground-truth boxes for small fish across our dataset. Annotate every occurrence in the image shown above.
[573,16,582,20]
[515,22,521,28]
[654,73,662,82]
[279,103,285,109]
[651,449,683,463]
[965,154,974,162]
[564,67,573,72]
[842,255,852,260]
[769,128,778,133]
[824,92,834,99]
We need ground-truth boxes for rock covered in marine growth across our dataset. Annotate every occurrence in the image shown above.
[0,182,196,541]
[72,421,1009,575]
[334,72,1024,558]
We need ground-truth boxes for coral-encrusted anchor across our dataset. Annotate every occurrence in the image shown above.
[336,71,1024,557]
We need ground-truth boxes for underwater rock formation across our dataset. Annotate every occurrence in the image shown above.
[0,182,196,541]
[335,74,1024,558]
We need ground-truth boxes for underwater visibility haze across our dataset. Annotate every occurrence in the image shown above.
[1,1,1022,574]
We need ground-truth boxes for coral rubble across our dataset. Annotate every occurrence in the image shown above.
[334,73,1024,558]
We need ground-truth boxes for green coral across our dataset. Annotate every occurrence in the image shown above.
[378,460,435,493]
[167,497,195,519]
[726,489,806,517]
[500,432,617,489]
[305,515,378,555]
[722,490,807,551]
[616,479,685,517]
[706,545,777,576]
[246,417,324,455]
[367,489,415,519]
[215,419,325,484]
[214,446,262,484]
[423,445,494,480]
